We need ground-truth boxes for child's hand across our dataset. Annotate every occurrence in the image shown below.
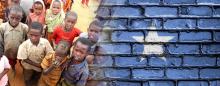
[53,56,63,67]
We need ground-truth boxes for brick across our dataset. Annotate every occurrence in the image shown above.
[94,56,113,67]
[101,0,127,5]
[179,32,212,42]
[114,81,141,86]
[96,7,111,17]
[104,68,130,79]
[132,69,164,79]
[164,0,196,4]
[197,0,220,5]
[166,69,199,79]
[200,68,220,79]
[217,58,220,66]
[100,43,131,54]
[130,19,162,30]
[115,57,147,67]
[214,32,220,42]
[178,81,208,86]
[145,31,178,42]
[164,19,196,29]
[149,56,182,67]
[183,56,216,66]
[145,7,178,17]
[129,0,160,5]
[214,7,220,17]
[180,6,212,17]
[103,19,127,30]
[210,81,220,86]
[145,81,175,86]
[198,19,220,29]
[133,44,164,55]
[202,44,220,54]
[111,31,144,42]
[111,7,142,17]
[167,44,200,54]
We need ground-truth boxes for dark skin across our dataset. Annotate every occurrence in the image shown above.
[23,28,42,68]
[43,50,66,75]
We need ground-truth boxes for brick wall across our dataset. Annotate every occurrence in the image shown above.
[93,0,220,86]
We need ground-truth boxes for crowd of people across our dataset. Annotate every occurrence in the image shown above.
[0,0,105,86]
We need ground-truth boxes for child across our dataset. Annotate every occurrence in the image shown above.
[0,5,28,72]
[17,22,53,86]
[43,0,72,12]
[5,0,26,23]
[45,0,65,45]
[26,0,46,26]
[0,52,10,86]
[79,20,103,64]
[38,40,70,86]
[52,11,81,48]
[58,37,93,86]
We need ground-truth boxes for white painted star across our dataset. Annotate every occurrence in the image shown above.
[132,20,175,61]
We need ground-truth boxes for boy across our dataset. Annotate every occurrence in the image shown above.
[0,5,28,72]
[58,37,93,86]
[38,40,71,86]
[52,11,81,48]
[17,22,53,86]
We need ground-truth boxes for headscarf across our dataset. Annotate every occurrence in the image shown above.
[27,0,46,25]
[45,0,65,33]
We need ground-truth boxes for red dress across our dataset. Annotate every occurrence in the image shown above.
[53,25,81,45]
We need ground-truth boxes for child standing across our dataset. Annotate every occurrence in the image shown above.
[26,0,46,26]
[45,0,65,45]
[0,52,10,86]
[58,37,93,86]
[5,0,26,23]
[0,5,28,72]
[17,22,53,86]
[52,11,81,48]
[38,40,70,86]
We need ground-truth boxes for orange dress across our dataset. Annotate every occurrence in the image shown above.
[38,52,68,86]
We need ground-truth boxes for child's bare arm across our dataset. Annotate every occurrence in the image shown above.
[23,59,41,68]
[42,63,55,75]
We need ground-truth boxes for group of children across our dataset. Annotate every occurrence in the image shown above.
[0,0,104,86]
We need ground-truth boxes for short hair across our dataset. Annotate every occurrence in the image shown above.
[65,11,78,20]
[74,37,93,52]
[9,5,23,15]
[89,20,103,31]
[56,40,71,55]
[29,22,43,33]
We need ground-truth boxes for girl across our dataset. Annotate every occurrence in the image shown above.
[45,0,65,45]
[0,52,11,86]
[26,0,46,26]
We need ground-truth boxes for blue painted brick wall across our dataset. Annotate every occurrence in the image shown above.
[93,0,220,85]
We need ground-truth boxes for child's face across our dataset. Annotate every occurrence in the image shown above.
[55,50,66,61]
[64,15,77,30]
[8,10,22,27]
[51,1,61,15]
[88,24,102,43]
[28,28,41,45]
[72,41,89,62]
[33,3,43,15]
